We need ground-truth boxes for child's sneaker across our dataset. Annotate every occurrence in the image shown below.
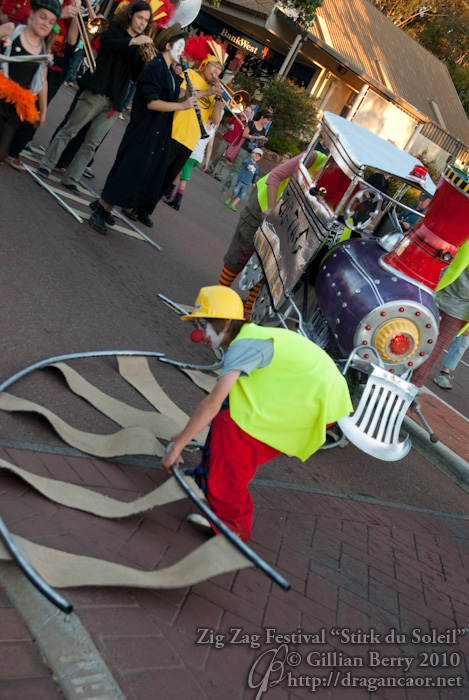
[229,204,237,211]
[224,198,231,207]
[187,513,214,534]
[433,373,453,390]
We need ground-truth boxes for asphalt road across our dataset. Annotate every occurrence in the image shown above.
[0,86,468,519]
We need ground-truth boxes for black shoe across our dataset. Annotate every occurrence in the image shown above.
[90,199,115,226]
[137,211,154,228]
[165,192,182,211]
[122,208,138,221]
[37,167,50,178]
[62,182,81,195]
[88,208,108,235]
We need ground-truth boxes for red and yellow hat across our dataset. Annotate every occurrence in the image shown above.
[184,33,227,68]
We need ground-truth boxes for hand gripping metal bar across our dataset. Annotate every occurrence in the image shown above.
[170,454,290,591]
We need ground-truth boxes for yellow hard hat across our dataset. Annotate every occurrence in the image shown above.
[181,286,245,321]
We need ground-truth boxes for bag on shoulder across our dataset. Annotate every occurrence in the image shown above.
[224,134,245,163]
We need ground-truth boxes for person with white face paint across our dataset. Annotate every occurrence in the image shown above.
[161,286,353,542]
[89,23,198,235]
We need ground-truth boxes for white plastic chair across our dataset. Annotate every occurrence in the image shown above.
[338,362,418,461]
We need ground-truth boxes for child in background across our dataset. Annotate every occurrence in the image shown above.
[164,118,218,211]
[0,0,62,162]
[224,147,262,212]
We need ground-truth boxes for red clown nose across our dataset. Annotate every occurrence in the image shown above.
[190,329,204,343]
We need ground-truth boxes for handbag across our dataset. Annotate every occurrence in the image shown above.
[224,134,245,163]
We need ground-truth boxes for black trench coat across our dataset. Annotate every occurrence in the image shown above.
[101,53,180,212]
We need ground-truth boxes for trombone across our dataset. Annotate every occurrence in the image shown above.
[217,78,251,128]
[75,0,109,74]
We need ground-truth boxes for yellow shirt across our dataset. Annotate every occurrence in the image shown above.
[229,324,353,460]
[171,69,215,151]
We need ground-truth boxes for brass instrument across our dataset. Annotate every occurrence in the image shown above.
[138,36,157,64]
[216,78,250,127]
[75,0,109,74]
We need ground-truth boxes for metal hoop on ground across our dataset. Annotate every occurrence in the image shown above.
[0,515,73,613]
[168,446,290,591]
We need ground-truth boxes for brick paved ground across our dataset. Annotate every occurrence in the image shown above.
[0,581,64,699]
[0,444,468,700]
[411,393,469,462]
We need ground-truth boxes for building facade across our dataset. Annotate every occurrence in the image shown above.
[199,0,469,169]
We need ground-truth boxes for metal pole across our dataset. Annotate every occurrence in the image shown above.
[24,165,84,224]
[0,515,73,613]
[80,182,162,252]
[0,350,165,395]
[170,463,290,591]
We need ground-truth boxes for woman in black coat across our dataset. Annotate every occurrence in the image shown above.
[89,23,197,235]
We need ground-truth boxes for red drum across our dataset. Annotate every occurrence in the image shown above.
[384,165,469,289]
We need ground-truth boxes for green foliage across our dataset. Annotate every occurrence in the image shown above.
[266,137,302,156]
[280,0,324,28]
[448,64,469,116]
[259,77,319,146]
[231,72,257,98]
[372,1,469,116]
[364,149,440,212]
[414,150,442,185]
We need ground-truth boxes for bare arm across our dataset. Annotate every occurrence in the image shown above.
[36,68,48,128]
[61,2,79,44]
[263,151,319,214]
[0,21,14,40]
[147,95,197,112]
[195,84,222,99]
[161,370,241,472]
[210,97,223,125]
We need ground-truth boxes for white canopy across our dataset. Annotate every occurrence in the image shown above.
[322,112,437,196]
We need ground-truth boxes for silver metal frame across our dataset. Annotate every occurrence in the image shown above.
[0,515,72,613]
[24,164,84,223]
[80,181,162,252]
[169,448,290,591]
[0,350,165,395]
[0,348,287,609]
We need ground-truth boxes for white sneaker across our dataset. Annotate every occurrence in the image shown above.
[433,373,453,390]
[187,513,213,534]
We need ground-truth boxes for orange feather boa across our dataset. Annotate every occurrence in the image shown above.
[0,72,40,123]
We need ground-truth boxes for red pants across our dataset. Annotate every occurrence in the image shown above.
[207,409,281,542]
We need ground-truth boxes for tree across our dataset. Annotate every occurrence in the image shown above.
[371,1,469,65]
[279,0,324,28]
[231,75,319,153]
[371,1,469,115]
[206,0,323,25]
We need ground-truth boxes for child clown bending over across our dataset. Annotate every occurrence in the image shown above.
[161,286,352,542]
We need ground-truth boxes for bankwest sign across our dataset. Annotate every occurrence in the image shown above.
[219,27,265,57]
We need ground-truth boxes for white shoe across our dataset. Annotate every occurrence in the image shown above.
[433,373,453,390]
[187,513,213,534]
